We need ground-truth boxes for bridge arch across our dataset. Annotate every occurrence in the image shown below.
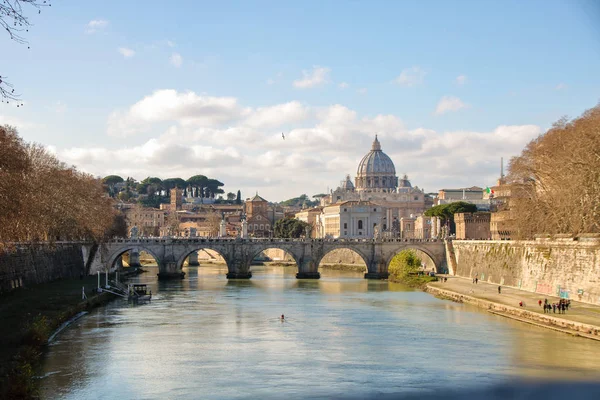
[249,246,300,269]
[385,245,440,273]
[316,245,369,273]
[106,246,162,272]
[175,246,231,271]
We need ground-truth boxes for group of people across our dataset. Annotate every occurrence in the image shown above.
[539,298,570,314]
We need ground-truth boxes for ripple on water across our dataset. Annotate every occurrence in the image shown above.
[38,267,600,400]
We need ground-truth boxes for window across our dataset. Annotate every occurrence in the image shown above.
[254,224,258,230]
[343,223,347,229]
[260,224,264,230]
[344,231,347,235]
[343,208,347,212]
[414,196,418,200]
[358,220,363,229]
[373,208,376,212]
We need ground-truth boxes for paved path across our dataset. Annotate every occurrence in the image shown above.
[430,276,600,328]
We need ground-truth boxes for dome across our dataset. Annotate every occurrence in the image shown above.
[398,174,412,188]
[356,136,396,176]
[341,174,354,191]
[355,135,398,191]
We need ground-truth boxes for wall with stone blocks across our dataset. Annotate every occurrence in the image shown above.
[451,237,600,305]
[0,243,86,293]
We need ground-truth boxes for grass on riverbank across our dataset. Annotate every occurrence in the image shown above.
[389,273,438,288]
[0,275,114,398]
[388,249,438,288]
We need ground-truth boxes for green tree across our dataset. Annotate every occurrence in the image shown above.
[274,218,311,238]
[187,175,208,200]
[102,175,124,198]
[236,190,241,204]
[205,178,225,199]
[424,201,477,234]
[162,177,187,196]
[226,192,236,201]
[388,249,422,279]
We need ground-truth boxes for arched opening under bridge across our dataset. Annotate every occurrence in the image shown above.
[249,247,298,279]
[180,248,229,279]
[386,248,440,281]
[317,247,369,278]
[109,247,161,273]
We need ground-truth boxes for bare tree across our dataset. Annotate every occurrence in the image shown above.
[507,104,600,238]
[1,0,51,103]
[1,125,115,246]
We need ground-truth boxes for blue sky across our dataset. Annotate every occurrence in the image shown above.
[1,0,599,200]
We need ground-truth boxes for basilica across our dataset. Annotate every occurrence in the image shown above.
[297,136,430,238]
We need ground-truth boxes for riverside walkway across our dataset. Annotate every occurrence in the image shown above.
[429,276,600,339]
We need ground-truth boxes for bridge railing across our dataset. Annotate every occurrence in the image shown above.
[105,237,442,245]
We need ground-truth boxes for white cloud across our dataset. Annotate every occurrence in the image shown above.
[85,19,108,34]
[293,66,330,89]
[85,90,541,200]
[118,47,135,58]
[434,96,469,115]
[107,90,247,136]
[555,83,568,90]
[244,101,310,128]
[170,53,183,68]
[357,88,368,95]
[338,82,349,89]
[394,66,426,87]
[455,75,467,85]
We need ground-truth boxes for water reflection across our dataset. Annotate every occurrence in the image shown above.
[39,266,600,400]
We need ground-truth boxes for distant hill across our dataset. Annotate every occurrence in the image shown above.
[279,194,320,208]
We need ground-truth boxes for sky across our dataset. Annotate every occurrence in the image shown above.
[1,0,599,201]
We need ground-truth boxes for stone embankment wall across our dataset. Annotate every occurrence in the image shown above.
[426,285,600,339]
[451,236,600,305]
[0,243,87,293]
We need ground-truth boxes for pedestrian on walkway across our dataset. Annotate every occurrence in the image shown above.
[552,303,557,313]
[538,299,542,307]
[561,302,566,314]
[566,300,571,310]
[498,285,501,294]
[475,277,478,284]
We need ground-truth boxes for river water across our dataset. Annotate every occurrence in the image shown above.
[39,265,600,399]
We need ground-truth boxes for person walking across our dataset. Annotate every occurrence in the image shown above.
[538,299,542,307]
[552,303,557,313]
[498,285,501,294]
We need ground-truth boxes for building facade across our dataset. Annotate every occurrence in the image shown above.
[320,136,427,232]
[455,212,492,240]
[320,201,384,238]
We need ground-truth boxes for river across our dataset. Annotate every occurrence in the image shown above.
[39,265,600,399]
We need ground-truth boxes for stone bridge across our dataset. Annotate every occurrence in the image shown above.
[99,238,447,280]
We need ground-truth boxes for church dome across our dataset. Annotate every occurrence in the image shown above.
[355,136,398,191]
[356,136,396,176]
[341,174,354,191]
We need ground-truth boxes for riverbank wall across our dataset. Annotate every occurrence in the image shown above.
[425,285,600,340]
[450,235,600,305]
[0,243,89,294]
